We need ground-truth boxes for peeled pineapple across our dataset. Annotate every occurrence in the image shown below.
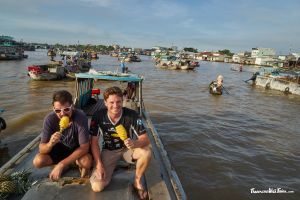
[0,181,17,193]
[115,125,128,141]
[59,116,70,133]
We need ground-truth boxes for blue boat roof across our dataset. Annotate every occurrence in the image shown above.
[75,72,143,82]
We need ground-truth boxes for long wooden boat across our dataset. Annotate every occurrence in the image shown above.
[27,64,66,80]
[0,71,186,200]
[255,75,300,95]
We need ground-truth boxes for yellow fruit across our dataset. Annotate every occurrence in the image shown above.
[111,133,119,138]
[0,181,17,193]
[59,116,70,133]
[115,125,128,141]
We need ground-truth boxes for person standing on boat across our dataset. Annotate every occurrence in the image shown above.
[120,59,126,73]
[33,90,92,181]
[245,72,259,83]
[89,86,151,199]
[62,55,67,67]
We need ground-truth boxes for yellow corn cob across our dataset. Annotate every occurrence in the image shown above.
[115,124,128,141]
[59,116,70,133]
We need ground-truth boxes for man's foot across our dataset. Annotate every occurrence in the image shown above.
[79,167,89,178]
[132,184,148,200]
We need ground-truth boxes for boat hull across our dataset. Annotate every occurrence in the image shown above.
[255,75,300,95]
[27,65,66,81]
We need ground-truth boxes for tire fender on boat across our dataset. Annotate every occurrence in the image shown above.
[284,87,290,94]
[265,82,270,89]
[0,117,6,131]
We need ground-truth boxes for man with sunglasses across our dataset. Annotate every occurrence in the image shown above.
[33,90,92,181]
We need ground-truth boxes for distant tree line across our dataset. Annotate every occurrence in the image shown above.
[183,47,198,53]
[52,44,115,52]
[218,49,234,56]
[182,48,234,56]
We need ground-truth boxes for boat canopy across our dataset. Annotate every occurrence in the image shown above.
[75,72,143,82]
[61,51,80,56]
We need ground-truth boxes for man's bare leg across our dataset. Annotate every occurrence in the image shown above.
[132,146,151,198]
[76,153,92,177]
[33,153,53,168]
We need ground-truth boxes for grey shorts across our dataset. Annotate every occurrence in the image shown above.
[90,148,134,184]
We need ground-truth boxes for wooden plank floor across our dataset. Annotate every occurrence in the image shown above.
[17,147,143,200]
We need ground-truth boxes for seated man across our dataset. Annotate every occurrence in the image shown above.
[33,90,92,181]
[89,86,151,199]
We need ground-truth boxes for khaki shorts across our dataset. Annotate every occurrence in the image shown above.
[90,148,134,184]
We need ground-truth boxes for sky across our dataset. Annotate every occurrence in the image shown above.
[1,0,300,54]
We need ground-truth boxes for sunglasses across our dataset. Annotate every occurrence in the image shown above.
[53,105,72,114]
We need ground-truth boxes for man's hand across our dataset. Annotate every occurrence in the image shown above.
[124,138,135,149]
[95,163,106,180]
[49,162,65,181]
[48,132,62,147]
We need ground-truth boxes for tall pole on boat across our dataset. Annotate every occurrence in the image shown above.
[139,81,142,116]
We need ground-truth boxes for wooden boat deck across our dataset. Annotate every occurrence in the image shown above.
[1,73,186,200]
[2,132,173,200]
[19,146,141,200]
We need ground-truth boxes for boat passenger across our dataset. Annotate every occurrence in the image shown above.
[245,72,259,83]
[89,86,151,199]
[33,90,92,181]
[120,60,126,73]
[209,75,223,95]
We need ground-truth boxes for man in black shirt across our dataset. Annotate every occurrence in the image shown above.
[89,86,151,199]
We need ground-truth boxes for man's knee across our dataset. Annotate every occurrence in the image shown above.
[137,146,152,161]
[91,181,106,192]
[77,153,92,168]
[33,153,49,168]
[142,146,152,160]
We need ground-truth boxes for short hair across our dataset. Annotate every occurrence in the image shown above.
[52,90,73,105]
[103,86,123,101]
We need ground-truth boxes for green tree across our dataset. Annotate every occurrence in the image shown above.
[183,47,198,53]
[218,49,234,56]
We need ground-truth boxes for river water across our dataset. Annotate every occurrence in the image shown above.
[0,50,299,200]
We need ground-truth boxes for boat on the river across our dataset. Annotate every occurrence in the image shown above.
[155,56,196,70]
[247,67,300,95]
[64,58,92,80]
[0,70,186,200]
[0,108,6,133]
[230,66,242,72]
[125,55,141,62]
[47,49,56,57]
[209,81,223,95]
[27,64,66,80]
[0,36,27,60]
